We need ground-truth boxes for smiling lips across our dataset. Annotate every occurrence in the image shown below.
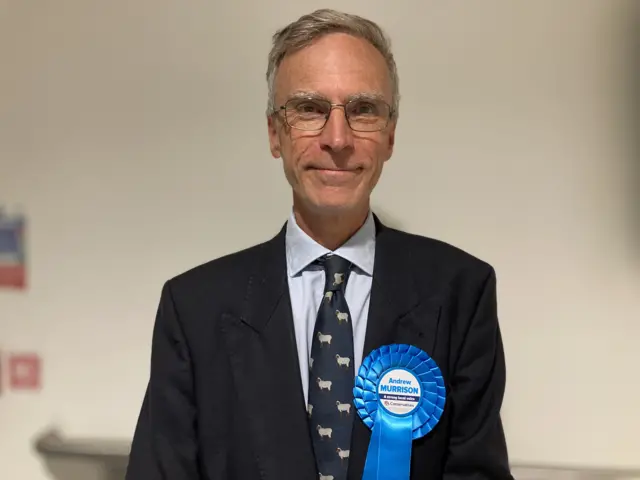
[309,167,360,174]
[310,168,360,182]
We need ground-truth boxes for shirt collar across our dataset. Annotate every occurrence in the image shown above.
[285,209,376,277]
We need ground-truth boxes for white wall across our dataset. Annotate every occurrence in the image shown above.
[1,0,639,478]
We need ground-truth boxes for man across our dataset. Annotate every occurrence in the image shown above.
[125,8,514,480]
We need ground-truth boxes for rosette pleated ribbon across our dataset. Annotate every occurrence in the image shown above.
[352,344,446,480]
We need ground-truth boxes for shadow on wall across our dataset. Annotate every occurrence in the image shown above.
[627,0,640,259]
[34,428,128,480]
[372,205,404,231]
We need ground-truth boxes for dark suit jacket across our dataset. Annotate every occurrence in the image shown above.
[125,216,514,479]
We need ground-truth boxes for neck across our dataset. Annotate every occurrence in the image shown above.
[293,202,369,251]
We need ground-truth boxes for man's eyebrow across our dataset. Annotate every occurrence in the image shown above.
[345,92,387,103]
[285,90,326,102]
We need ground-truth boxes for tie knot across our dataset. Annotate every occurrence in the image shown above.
[318,254,352,292]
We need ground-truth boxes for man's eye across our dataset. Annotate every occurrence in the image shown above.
[350,102,378,116]
[295,102,325,114]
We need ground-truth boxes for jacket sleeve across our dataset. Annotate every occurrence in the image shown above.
[125,280,200,480]
[443,266,514,479]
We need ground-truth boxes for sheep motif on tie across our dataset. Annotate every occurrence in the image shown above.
[335,401,351,416]
[335,310,349,324]
[316,378,332,391]
[317,332,332,347]
[335,354,350,369]
[316,425,333,439]
[336,448,350,465]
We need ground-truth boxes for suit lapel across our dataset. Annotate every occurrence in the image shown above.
[362,218,421,359]
[347,216,441,480]
[221,224,317,480]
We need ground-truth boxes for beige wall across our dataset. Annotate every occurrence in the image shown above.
[1,1,639,478]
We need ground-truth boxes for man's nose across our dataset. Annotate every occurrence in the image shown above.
[319,106,354,152]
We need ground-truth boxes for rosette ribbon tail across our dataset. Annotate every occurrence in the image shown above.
[362,410,413,480]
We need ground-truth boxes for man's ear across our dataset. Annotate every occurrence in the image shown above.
[385,119,397,160]
[267,115,281,158]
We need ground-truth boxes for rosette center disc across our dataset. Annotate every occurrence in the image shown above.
[377,368,422,416]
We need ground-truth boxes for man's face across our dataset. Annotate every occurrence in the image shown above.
[268,33,397,216]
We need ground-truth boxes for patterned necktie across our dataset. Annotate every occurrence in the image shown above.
[307,254,354,480]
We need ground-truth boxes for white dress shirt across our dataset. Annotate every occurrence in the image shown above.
[285,209,376,406]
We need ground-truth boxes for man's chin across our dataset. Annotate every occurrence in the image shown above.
[305,197,366,216]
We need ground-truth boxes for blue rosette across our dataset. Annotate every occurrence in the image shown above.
[353,344,446,480]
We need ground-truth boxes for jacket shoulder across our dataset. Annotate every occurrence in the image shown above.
[179,238,272,281]
[160,233,282,307]
[389,227,495,279]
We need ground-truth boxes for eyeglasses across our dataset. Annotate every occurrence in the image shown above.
[275,96,394,132]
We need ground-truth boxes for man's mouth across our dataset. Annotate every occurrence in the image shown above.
[308,166,361,173]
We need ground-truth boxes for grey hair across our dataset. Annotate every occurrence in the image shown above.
[265,9,400,118]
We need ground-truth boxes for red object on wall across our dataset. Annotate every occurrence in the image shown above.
[9,353,41,390]
[0,213,27,290]
[0,265,26,288]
